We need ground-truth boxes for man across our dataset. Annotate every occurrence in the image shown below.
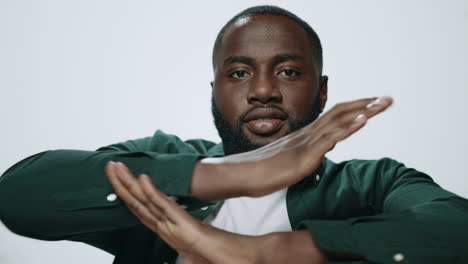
[0,5,467,264]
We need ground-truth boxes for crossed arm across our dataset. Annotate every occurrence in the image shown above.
[2,96,467,263]
[106,161,326,264]
[0,96,398,263]
[105,97,393,263]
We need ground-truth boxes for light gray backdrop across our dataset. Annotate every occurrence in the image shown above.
[1,0,467,263]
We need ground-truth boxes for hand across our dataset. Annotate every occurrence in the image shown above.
[105,161,212,263]
[105,162,335,263]
[191,96,393,200]
[105,161,258,264]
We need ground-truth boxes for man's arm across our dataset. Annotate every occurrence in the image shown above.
[105,162,328,263]
[190,97,393,201]
[106,161,363,263]
[295,159,468,263]
[241,159,468,263]
[0,131,214,254]
[108,157,468,264]
[0,96,392,257]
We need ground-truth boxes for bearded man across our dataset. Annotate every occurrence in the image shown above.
[1,5,467,264]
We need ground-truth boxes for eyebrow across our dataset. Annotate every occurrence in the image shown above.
[223,54,305,66]
[223,56,253,66]
[273,54,305,64]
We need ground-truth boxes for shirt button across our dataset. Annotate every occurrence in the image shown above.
[393,253,404,262]
[315,174,321,182]
[106,193,117,202]
[201,206,209,210]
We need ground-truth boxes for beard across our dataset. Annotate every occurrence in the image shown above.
[211,95,323,155]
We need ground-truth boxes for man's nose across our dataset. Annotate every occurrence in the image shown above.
[247,75,282,104]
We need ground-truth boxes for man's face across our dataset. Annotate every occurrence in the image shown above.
[212,15,328,155]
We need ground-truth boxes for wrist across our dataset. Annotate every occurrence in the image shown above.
[191,159,250,201]
[246,153,302,197]
[196,224,258,264]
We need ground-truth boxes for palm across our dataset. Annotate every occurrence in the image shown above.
[151,206,202,253]
[105,161,214,263]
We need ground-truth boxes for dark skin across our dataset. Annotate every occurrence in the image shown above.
[106,14,393,263]
[212,14,327,147]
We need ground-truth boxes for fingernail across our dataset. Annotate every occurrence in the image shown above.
[366,98,382,108]
[354,114,366,122]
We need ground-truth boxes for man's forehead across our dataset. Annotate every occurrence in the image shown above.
[233,16,251,27]
[217,14,313,63]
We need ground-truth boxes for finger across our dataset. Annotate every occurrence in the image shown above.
[137,174,167,221]
[139,174,188,224]
[114,163,169,224]
[310,113,368,154]
[113,163,172,223]
[113,162,148,202]
[138,177,205,254]
[309,97,378,130]
[265,97,383,149]
[362,96,393,119]
[105,161,122,187]
[252,97,393,154]
[105,162,160,225]
[139,174,184,223]
[313,96,393,138]
[105,161,128,196]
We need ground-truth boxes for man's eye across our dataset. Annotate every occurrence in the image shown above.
[229,71,250,79]
[279,69,301,77]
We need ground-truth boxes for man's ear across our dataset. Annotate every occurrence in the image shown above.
[319,76,328,112]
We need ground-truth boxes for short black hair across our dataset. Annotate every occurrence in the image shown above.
[212,5,323,71]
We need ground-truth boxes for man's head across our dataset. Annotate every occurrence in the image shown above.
[211,5,328,155]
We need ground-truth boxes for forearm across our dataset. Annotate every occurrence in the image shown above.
[0,149,206,239]
[190,159,258,202]
[197,228,328,264]
[256,231,326,264]
[296,197,468,263]
[0,150,135,238]
[190,97,392,202]
[190,151,303,202]
[256,230,365,264]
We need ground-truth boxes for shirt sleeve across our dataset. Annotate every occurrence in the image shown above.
[0,130,214,255]
[297,159,468,263]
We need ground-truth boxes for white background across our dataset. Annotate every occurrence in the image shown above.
[0,0,467,263]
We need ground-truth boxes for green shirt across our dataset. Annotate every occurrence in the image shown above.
[0,130,467,264]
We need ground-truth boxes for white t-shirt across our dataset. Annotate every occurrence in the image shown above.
[176,188,291,263]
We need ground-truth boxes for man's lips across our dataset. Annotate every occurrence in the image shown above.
[245,119,285,135]
[243,107,288,135]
